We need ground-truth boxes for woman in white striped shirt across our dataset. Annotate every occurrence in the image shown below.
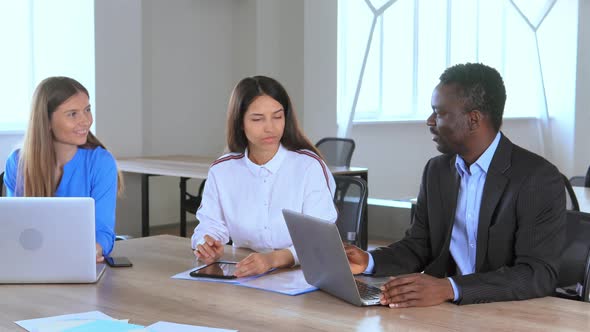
[192,76,337,277]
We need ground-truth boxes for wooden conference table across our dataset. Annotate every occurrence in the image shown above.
[574,186,590,213]
[117,155,369,246]
[2,235,590,331]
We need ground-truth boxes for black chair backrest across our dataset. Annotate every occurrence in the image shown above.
[557,210,590,302]
[570,176,586,187]
[184,179,206,215]
[316,137,355,167]
[563,173,580,211]
[569,166,590,188]
[0,171,4,197]
[333,175,368,250]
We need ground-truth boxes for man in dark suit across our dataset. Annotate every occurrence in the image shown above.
[346,63,565,306]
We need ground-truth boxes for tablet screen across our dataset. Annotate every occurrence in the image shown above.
[190,262,237,279]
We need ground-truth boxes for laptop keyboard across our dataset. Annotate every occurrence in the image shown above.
[355,279,382,300]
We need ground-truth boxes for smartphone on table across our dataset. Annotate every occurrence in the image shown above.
[190,261,237,279]
[105,256,133,267]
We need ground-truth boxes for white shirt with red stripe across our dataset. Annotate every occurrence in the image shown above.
[191,144,337,265]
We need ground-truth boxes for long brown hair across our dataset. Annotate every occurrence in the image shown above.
[226,76,321,156]
[18,76,123,196]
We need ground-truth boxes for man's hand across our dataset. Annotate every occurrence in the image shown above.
[194,234,224,264]
[380,273,455,308]
[96,243,104,263]
[344,244,369,274]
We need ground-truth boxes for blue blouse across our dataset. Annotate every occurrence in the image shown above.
[4,147,118,255]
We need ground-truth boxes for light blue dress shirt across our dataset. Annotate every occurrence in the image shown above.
[447,132,501,300]
[364,132,502,302]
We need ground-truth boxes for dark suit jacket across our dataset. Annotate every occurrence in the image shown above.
[372,133,566,305]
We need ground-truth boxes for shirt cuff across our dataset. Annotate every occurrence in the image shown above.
[287,245,299,266]
[363,252,376,275]
[96,233,113,256]
[191,234,205,249]
[448,277,460,302]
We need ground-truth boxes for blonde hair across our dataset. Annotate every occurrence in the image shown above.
[18,76,123,196]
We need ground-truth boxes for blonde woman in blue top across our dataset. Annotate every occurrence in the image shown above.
[4,77,123,262]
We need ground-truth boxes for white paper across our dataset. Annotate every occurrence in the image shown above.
[172,266,316,296]
[15,311,114,331]
[141,321,237,332]
[29,319,97,332]
[239,269,317,295]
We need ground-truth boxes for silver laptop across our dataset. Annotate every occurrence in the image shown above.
[283,209,381,306]
[0,197,106,283]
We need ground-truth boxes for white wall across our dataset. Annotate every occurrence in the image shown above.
[95,0,144,236]
[349,119,543,198]
[253,0,305,123]
[0,134,23,174]
[142,0,238,229]
[231,0,257,81]
[92,0,590,238]
[574,0,590,175]
[302,0,590,200]
[94,0,269,235]
[143,0,234,157]
[4,0,584,238]
[303,0,339,142]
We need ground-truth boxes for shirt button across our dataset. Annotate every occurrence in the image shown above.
[469,243,475,248]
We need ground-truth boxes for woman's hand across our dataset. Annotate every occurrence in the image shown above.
[96,243,104,263]
[234,249,294,277]
[194,234,224,264]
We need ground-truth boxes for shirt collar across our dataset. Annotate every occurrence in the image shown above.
[244,144,288,176]
[455,132,502,177]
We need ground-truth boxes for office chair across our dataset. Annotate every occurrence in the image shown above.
[555,210,590,302]
[0,171,4,196]
[181,179,234,244]
[569,165,590,187]
[315,137,356,167]
[563,173,580,211]
[182,179,206,215]
[177,178,207,237]
[333,175,368,250]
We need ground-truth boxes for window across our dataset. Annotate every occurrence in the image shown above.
[0,0,95,132]
[338,0,578,124]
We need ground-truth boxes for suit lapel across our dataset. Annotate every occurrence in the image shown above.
[440,156,461,259]
[475,134,512,271]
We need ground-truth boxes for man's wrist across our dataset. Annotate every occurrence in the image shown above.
[446,279,455,301]
[447,277,461,302]
[363,252,375,274]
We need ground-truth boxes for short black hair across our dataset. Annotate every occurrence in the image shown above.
[439,63,506,132]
